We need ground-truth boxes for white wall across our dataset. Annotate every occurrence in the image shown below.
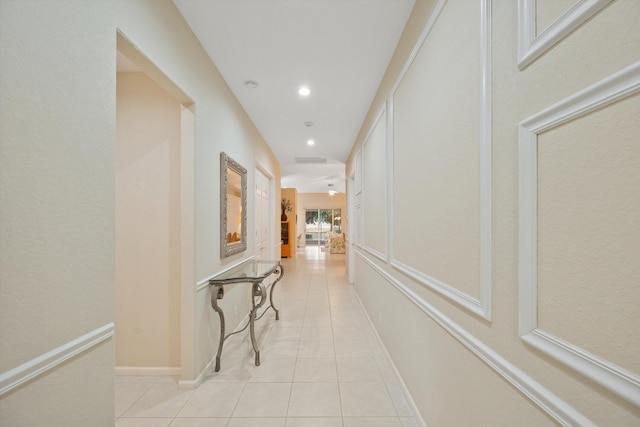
[347,0,640,426]
[0,1,117,425]
[0,0,280,424]
[115,71,182,371]
[297,192,347,246]
[116,0,281,388]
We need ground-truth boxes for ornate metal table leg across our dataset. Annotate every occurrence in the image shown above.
[270,265,284,320]
[249,306,260,366]
[210,285,225,372]
[250,282,267,366]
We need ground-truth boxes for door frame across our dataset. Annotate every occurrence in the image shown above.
[255,162,275,262]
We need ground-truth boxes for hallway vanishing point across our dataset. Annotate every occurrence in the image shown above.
[115,247,420,427]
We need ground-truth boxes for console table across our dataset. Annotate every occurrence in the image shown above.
[208,260,284,372]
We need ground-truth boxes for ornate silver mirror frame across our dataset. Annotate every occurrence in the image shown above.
[220,152,247,258]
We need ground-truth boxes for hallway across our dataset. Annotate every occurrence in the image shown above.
[115,248,420,426]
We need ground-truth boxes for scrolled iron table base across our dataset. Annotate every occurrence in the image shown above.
[209,261,284,372]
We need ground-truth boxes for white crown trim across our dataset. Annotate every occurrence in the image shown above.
[0,323,114,396]
[519,61,640,406]
[517,0,613,70]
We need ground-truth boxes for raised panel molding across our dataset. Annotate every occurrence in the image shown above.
[356,249,596,426]
[391,259,488,319]
[390,0,492,320]
[355,202,363,248]
[0,323,115,396]
[362,105,388,262]
[355,145,364,248]
[519,61,640,406]
[362,243,386,263]
[354,149,362,196]
[517,0,613,70]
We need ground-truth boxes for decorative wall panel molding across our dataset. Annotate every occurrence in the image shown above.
[517,0,613,70]
[354,150,362,196]
[390,0,492,320]
[519,61,640,406]
[355,203,363,249]
[391,259,488,319]
[356,249,596,426]
[362,106,388,261]
[355,144,364,248]
[0,323,114,396]
[362,246,385,263]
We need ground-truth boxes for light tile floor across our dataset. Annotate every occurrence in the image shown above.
[115,247,420,427]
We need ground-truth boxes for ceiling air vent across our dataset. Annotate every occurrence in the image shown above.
[294,157,327,164]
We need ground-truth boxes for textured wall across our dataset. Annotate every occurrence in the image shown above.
[0,1,116,425]
[393,0,481,299]
[347,0,640,425]
[536,93,640,373]
[116,71,182,370]
[0,0,280,424]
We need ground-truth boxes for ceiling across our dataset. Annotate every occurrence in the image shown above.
[172,0,415,193]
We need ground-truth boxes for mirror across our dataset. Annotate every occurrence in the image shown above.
[220,152,247,258]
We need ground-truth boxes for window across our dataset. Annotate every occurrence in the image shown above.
[305,208,341,245]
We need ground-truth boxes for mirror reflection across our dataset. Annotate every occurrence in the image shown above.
[220,152,247,258]
[226,167,242,245]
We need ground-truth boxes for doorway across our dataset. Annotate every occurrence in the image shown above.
[255,167,273,268]
[305,208,342,246]
[115,32,195,379]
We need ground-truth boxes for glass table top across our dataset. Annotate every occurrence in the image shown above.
[209,259,281,283]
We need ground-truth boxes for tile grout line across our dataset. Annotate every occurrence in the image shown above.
[324,258,346,424]
[115,248,417,425]
[115,375,164,421]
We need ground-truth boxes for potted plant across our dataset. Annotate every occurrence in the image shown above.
[281,199,292,221]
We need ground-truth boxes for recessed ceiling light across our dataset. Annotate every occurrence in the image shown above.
[307,139,315,146]
[304,121,314,127]
[245,80,258,89]
[298,86,311,96]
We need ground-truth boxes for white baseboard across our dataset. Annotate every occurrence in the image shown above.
[356,250,596,426]
[114,366,181,376]
[179,358,214,390]
[353,292,427,427]
[183,311,253,390]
